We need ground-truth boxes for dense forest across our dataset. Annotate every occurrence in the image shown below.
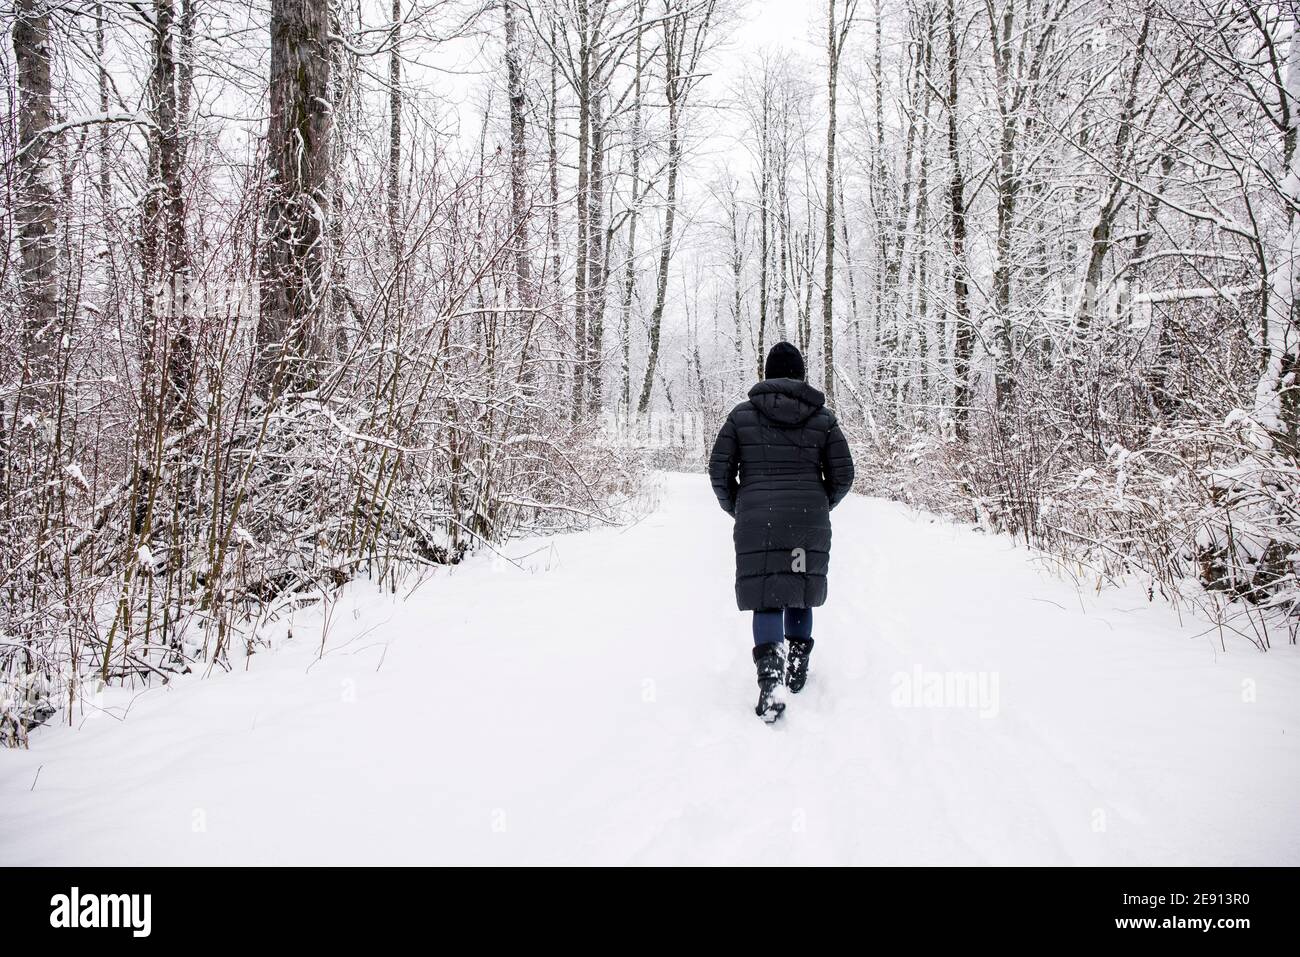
[3,0,1298,744]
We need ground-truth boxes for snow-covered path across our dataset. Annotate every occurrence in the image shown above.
[3,472,1299,865]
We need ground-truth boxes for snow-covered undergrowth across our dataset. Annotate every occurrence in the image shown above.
[0,399,646,747]
[2,473,1297,865]
[848,412,1300,651]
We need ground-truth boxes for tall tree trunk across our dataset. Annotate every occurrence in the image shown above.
[179,0,195,168]
[96,3,113,211]
[143,0,193,420]
[619,8,646,426]
[327,2,355,359]
[1255,11,1300,457]
[572,1,591,417]
[776,132,791,343]
[871,0,889,400]
[947,0,973,439]
[547,21,562,292]
[258,0,333,393]
[637,87,679,414]
[821,0,854,403]
[587,93,607,414]
[504,0,532,306]
[388,0,402,258]
[912,5,933,422]
[802,220,815,353]
[988,0,1016,409]
[837,169,862,392]
[728,186,744,366]
[14,0,59,408]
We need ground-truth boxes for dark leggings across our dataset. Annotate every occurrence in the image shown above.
[752,608,812,646]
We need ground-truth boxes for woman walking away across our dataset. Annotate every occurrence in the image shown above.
[708,342,855,722]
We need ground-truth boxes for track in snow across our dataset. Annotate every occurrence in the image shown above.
[3,472,1298,865]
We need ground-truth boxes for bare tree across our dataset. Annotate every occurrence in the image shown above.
[504,0,533,306]
[637,0,716,414]
[945,0,973,439]
[258,0,333,392]
[820,0,858,403]
[141,0,193,421]
[13,0,59,406]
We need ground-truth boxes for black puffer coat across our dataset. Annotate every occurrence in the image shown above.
[708,378,855,611]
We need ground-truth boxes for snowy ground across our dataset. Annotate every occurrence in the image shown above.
[3,472,1299,865]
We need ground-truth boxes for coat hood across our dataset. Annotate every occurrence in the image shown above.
[748,378,826,426]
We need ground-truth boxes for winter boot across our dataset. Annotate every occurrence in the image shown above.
[753,642,786,722]
[786,637,814,693]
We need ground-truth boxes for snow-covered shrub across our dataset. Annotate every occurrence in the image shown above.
[843,290,1298,649]
[0,137,644,746]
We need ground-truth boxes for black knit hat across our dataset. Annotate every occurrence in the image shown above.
[764,341,805,381]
